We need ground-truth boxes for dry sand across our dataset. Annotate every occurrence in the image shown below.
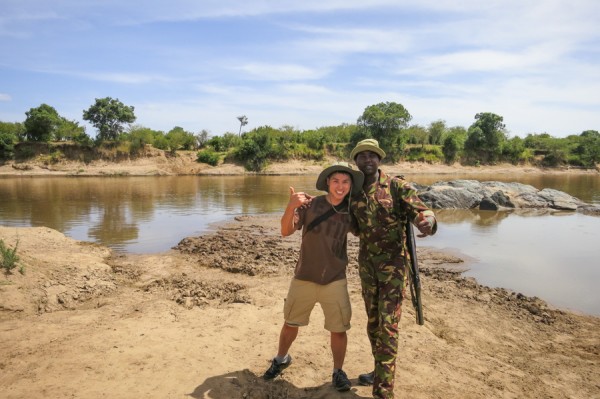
[1,215,599,399]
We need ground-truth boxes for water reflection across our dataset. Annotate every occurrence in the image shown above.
[434,209,511,229]
[426,211,600,316]
[1,174,597,252]
[0,176,306,252]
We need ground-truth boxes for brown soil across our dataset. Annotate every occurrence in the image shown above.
[1,215,599,399]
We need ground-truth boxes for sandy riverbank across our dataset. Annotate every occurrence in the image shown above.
[0,215,599,399]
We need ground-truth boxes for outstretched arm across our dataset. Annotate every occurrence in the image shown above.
[394,178,437,238]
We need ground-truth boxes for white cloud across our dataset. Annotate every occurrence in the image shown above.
[291,26,412,55]
[76,72,174,85]
[232,63,327,81]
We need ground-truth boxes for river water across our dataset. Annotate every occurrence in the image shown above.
[0,173,599,316]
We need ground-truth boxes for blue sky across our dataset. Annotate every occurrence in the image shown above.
[1,1,599,138]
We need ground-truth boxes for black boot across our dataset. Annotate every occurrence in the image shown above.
[358,371,374,386]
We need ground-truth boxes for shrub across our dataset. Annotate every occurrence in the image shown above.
[405,145,443,163]
[1,239,20,274]
[234,128,275,171]
[197,149,220,166]
[0,131,17,160]
[40,150,65,165]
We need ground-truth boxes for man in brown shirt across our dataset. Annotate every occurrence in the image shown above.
[262,162,363,392]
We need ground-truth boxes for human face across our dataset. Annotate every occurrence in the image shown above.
[327,172,352,203]
[354,150,381,177]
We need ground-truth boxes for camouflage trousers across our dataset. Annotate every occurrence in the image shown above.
[358,252,408,399]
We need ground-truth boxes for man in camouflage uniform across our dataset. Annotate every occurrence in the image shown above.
[349,139,437,399]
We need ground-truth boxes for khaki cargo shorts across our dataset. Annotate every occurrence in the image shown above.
[283,278,351,332]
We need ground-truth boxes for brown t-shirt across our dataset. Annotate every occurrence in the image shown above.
[295,195,357,285]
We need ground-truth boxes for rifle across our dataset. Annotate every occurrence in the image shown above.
[392,176,425,326]
[405,219,424,325]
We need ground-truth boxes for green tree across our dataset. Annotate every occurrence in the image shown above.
[428,120,447,145]
[524,133,554,150]
[357,102,412,161]
[502,136,531,164]
[313,124,357,158]
[83,97,136,141]
[441,126,467,164]
[54,118,86,142]
[196,129,210,148]
[125,125,161,153]
[349,127,371,151]
[523,133,571,166]
[405,124,429,148]
[302,129,326,151]
[573,130,600,167]
[24,104,61,142]
[206,133,241,152]
[0,121,25,140]
[165,126,196,154]
[464,112,507,163]
[542,138,569,166]
[0,122,24,159]
[152,131,169,150]
[0,131,17,159]
[316,123,356,145]
[234,126,280,171]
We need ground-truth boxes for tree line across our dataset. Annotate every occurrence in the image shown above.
[1,98,598,171]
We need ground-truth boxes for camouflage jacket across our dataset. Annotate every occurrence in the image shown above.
[350,169,436,258]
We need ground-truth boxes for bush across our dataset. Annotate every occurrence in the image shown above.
[1,239,20,274]
[235,139,269,171]
[0,131,17,160]
[234,127,278,171]
[405,145,443,163]
[40,150,65,165]
[197,149,220,166]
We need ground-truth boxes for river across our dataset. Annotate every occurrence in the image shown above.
[0,173,599,316]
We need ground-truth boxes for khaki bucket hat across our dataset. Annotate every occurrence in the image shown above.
[350,138,386,160]
[316,161,364,195]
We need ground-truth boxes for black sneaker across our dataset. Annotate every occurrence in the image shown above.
[358,371,374,386]
[263,356,292,380]
[332,369,351,392]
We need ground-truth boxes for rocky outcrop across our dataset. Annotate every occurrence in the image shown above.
[417,180,600,215]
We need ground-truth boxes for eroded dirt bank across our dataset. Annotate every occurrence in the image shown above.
[1,150,598,177]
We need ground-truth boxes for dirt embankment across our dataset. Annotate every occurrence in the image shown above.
[1,147,598,177]
[1,217,599,399]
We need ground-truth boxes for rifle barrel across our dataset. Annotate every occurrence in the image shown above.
[406,221,424,325]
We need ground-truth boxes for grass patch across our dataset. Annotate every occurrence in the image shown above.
[0,238,20,275]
